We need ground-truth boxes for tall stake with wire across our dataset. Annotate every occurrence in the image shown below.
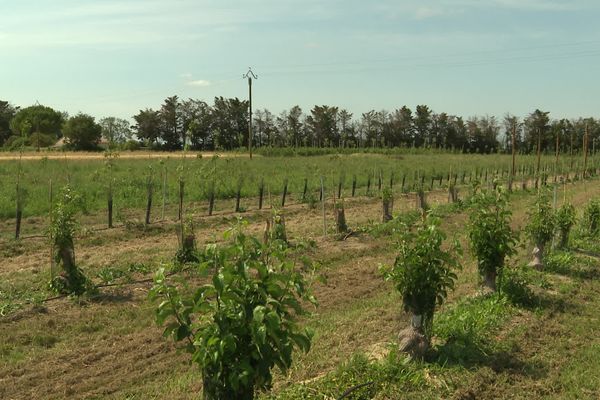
[243,67,258,159]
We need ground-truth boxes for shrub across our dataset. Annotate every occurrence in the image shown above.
[4,135,29,151]
[48,185,94,295]
[381,187,393,223]
[150,221,315,399]
[381,215,461,356]
[174,218,199,265]
[120,139,141,151]
[525,191,555,269]
[468,187,517,292]
[582,199,600,236]
[555,202,576,248]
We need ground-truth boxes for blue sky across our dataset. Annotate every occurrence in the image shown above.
[1,0,599,121]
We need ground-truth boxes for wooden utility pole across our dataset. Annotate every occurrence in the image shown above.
[243,68,258,159]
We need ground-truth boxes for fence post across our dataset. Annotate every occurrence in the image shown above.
[145,179,153,225]
[178,179,184,221]
[108,178,113,228]
[258,178,264,210]
[281,178,288,208]
[321,176,327,236]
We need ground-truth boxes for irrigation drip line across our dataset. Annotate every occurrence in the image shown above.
[337,381,375,399]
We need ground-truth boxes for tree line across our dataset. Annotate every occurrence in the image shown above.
[1,97,599,154]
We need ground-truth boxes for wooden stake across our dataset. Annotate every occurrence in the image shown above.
[321,176,327,236]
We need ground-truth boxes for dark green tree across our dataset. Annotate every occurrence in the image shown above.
[9,104,64,146]
[524,109,551,153]
[211,97,249,150]
[0,100,18,146]
[307,105,338,147]
[287,105,304,148]
[160,95,182,150]
[99,117,132,146]
[181,99,212,150]
[63,113,102,150]
[133,108,161,146]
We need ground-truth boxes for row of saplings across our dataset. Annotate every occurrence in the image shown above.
[47,183,596,400]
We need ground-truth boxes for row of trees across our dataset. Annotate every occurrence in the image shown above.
[1,98,599,154]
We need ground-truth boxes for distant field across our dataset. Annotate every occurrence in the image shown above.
[0,151,237,161]
[0,151,589,222]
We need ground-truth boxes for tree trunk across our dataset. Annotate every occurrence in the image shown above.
[559,229,569,249]
[382,198,393,222]
[416,190,427,211]
[335,206,348,233]
[202,374,254,400]
[528,242,545,270]
[398,314,428,359]
[483,268,497,292]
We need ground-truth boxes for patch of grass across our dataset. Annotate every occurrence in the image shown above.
[262,351,425,400]
[433,294,513,366]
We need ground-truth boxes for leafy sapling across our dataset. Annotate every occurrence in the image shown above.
[525,191,555,270]
[582,199,600,236]
[381,215,461,358]
[468,187,517,292]
[150,221,316,400]
[174,217,199,265]
[555,202,576,249]
[48,185,94,295]
[381,187,393,223]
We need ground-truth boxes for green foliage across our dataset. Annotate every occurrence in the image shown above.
[63,113,102,150]
[525,191,555,247]
[28,132,57,148]
[48,185,93,296]
[9,104,64,138]
[381,215,461,336]
[120,139,141,151]
[3,135,29,151]
[150,221,316,399]
[267,211,288,245]
[48,185,83,250]
[555,202,576,247]
[582,199,600,236]
[434,294,512,364]
[303,190,318,209]
[381,187,393,203]
[97,267,129,285]
[468,187,517,278]
[498,265,537,307]
[0,153,574,221]
[174,218,199,265]
[263,350,424,400]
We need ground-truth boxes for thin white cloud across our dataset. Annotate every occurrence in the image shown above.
[187,80,211,87]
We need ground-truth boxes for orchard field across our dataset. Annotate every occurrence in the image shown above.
[2,150,600,399]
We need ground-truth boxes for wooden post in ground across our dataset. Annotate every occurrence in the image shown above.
[258,178,264,210]
[108,179,113,228]
[161,166,167,221]
[177,179,184,221]
[321,176,327,236]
